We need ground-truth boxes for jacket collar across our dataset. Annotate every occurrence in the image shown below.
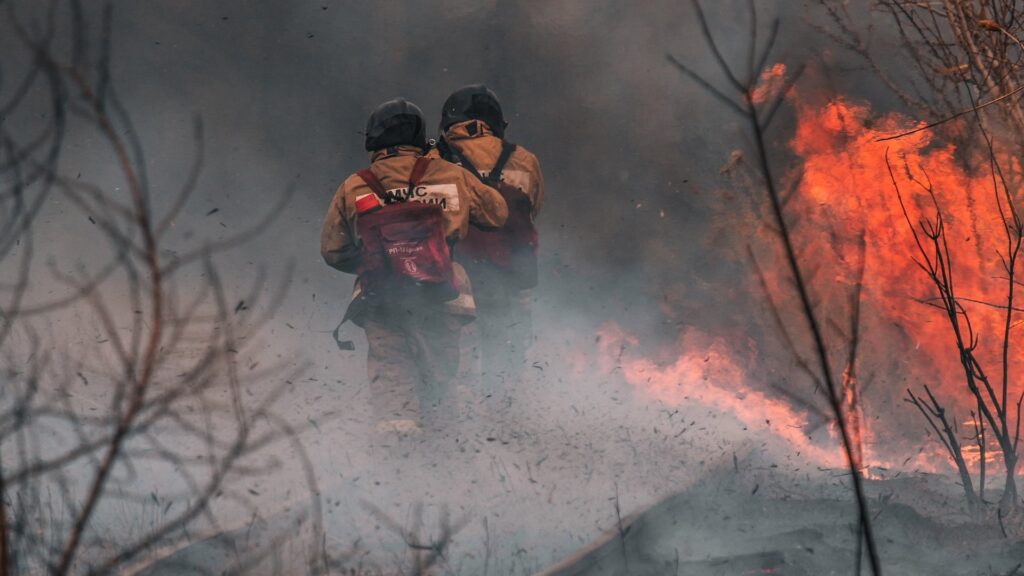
[369,145,423,163]
[443,119,495,142]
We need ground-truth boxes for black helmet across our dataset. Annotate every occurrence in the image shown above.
[364,98,428,151]
[439,84,507,138]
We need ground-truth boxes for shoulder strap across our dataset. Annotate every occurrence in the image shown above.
[356,157,432,203]
[356,168,387,197]
[487,141,517,182]
[436,137,454,162]
[444,141,515,184]
[408,156,432,189]
[447,145,481,180]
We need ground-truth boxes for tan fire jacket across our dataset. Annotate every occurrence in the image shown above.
[439,119,545,219]
[320,145,508,322]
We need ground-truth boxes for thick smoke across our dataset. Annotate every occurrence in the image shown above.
[0,1,987,573]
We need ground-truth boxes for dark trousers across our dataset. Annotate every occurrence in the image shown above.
[363,304,462,428]
[463,264,533,394]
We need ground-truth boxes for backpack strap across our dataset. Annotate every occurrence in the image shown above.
[487,141,517,182]
[435,137,454,162]
[445,140,516,184]
[356,168,388,197]
[446,144,482,181]
[408,156,432,189]
[357,157,433,203]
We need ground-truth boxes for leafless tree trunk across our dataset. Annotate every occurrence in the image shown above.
[818,0,1024,513]
[668,1,882,573]
[905,385,980,512]
[885,140,1023,511]
[0,1,325,573]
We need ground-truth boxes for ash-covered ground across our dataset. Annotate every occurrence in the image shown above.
[132,339,1024,574]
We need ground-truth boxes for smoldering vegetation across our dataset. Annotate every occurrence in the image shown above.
[3,0,1024,574]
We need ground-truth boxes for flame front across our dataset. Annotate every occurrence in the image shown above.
[596,66,1023,477]
[790,84,1021,474]
[597,323,848,469]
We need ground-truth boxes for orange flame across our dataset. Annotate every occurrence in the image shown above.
[597,322,848,468]
[598,64,1023,478]
[786,81,1022,460]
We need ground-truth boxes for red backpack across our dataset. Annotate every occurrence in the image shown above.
[353,156,458,303]
[443,141,539,289]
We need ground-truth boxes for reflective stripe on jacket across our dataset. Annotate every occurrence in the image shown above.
[320,145,509,321]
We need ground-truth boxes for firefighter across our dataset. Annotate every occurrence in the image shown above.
[435,84,545,393]
[320,98,508,435]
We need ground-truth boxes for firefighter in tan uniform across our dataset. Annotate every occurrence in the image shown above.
[320,98,508,434]
[435,85,545,393]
